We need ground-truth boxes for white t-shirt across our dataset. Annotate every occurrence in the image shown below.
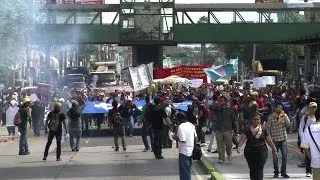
[299,115,317,143]
[178,122,197,157]
[301,123,320,168]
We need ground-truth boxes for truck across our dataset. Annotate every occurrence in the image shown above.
[87,61,119,88]
[64,66,89,90]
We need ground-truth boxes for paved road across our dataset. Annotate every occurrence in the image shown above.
[203,133,312,180]
[0,135,208,180]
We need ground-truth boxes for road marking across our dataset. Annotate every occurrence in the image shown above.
[85,138,90,144]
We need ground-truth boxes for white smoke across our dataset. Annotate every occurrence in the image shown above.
[0,0,41,68]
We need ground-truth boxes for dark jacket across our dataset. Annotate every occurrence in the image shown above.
[211,105,237,132]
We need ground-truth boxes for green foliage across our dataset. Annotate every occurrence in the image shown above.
[222,44,303,67]
[0,0,39,83]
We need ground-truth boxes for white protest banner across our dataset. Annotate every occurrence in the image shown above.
[190,79,203,88]
[262,76,276,85]
[252,77,266,89]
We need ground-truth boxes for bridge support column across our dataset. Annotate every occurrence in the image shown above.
[44,45,51,84]
[132,45,163,67]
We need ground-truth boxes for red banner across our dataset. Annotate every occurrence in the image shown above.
[154,65,211,83]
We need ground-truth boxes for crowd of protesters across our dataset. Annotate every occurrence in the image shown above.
[1,81,320,180]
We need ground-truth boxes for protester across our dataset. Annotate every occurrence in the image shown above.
[43,102,68,161]
[67,101,82,152]
[141,96,154,152]
[300,115,320,180]
[173,112,197,180]
[108,100,126,151]
[152,97,167,159]
[211,96,237,163]
[237,113,277,180]
[18,97,32,155]
[266,102,291,178]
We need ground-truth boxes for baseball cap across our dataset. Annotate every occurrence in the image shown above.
[309,102,318,108]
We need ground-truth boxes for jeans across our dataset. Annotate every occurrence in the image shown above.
[244,149,268,180]
[273,140,288,174]
[114,128,126,149]
[216,130,233,161]
[70,130,82,150]
[18,127,29,154]
[82,114,90,132]
[32,117,41,136]
[123,117,134,136]
[7,126,15,136]
[142,123,153,150]
[153,129,163,157]
[179,153,192,180]
[305,153,312,174]
[232,131,239,147]
[197,119,206,144]
[207,130,216,151]
[162,125,172,148]
[44,130,62,159]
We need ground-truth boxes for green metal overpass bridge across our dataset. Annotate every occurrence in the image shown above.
[30,1,320,72]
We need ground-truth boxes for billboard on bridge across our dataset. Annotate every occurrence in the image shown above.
[255,0,284,2]
[75,0,103,4]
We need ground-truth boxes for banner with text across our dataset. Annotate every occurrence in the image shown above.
[154,65,211,83]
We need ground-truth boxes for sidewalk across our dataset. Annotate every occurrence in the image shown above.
[202,133,311,180]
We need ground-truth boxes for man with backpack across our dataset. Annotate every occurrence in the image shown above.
[18,97,32,155]
[108,100,126,151]
[299,102,318,177]
[43,102,68,161]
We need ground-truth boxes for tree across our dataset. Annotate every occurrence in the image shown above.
[0,0,39,84]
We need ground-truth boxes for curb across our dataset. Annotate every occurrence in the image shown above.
[198,152,224,180]
[0,136,17,144]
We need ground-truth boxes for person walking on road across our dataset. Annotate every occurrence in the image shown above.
[301,114,320,180]
[67,101,82,152]
[266,102,291,178]
[18,97,32,155]
[152,97,167,159]
[141,96,154,152]
[108,100,126,151]
[173,112,197,180]
[211,96,237,163]
[43,102,68,161]
[299,101,318,177]
[237,113,277,180]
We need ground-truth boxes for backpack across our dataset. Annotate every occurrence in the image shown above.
[48,112,61,131]
[13,111,22,126]
[192,143,203,160]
